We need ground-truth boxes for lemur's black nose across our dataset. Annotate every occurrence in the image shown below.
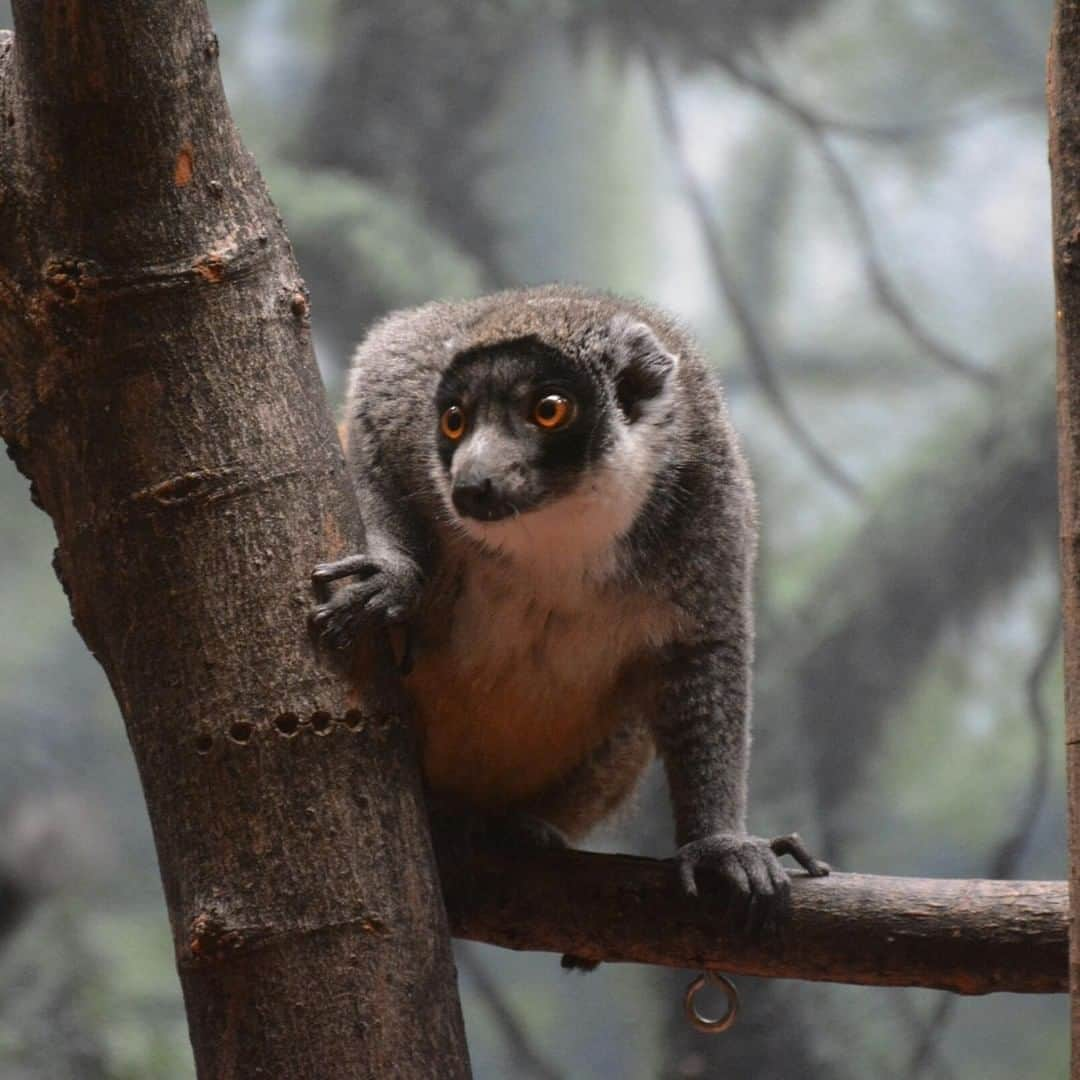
[452,476,515,522]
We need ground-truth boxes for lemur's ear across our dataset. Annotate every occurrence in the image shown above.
[607,314,677,420]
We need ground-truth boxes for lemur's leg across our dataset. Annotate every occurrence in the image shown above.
[518,716,654,841]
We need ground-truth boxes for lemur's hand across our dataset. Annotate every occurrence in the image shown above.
[674,831,829,936]
[310,552,422,651]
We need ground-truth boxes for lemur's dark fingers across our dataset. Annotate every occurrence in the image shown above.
[770,833,830,877]
[735,852,775,937]
[764,854,792,918]
[678,855,699,897]
[312,582,375,649]
[312,554,378,585]
[720,854,751,899]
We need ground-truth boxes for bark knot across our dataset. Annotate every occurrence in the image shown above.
[189,912,247,962]
[174,143,195,187]
[45,257,88,302]
[194,253,228,283]
[289,290,309,320]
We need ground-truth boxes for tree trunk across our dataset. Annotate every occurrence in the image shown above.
[0,4,471,1077]
[1050,4,1080,1075]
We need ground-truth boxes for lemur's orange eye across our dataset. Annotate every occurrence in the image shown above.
[533,394,573,430]
[440,405,466,441]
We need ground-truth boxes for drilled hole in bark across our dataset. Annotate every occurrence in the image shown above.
[343,709,364,730]
[195,733,213,755]
[274,712,300,737]
[229,720,254,744]
[311,711,333,735]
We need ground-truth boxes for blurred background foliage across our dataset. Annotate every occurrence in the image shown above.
[0,0,1066,1076]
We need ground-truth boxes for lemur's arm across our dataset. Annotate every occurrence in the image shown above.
[311,409,427,652]
[652,637,828,932]
[652,635,751,843]
[649,467,828,929]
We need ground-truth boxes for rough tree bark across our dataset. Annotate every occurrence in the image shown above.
[444,851,1066,994]
[1051,3,1080,1074]
[0,4,470,1078]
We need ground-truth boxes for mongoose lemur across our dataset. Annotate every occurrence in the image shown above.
[313,285,827,927]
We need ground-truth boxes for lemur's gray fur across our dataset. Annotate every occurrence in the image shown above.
[313,285,827,929]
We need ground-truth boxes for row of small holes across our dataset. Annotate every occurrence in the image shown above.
[195,709,369,753]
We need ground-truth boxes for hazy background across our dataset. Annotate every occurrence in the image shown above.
[0,1,1065,1076]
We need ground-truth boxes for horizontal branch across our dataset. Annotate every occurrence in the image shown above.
[442,849,1066,995]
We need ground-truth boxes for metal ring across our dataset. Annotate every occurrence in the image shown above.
[684,971,739,1034]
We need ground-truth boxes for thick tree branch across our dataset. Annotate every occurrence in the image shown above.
[443,850,1066,995]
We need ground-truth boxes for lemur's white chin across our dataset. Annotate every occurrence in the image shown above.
[449,432,661,581]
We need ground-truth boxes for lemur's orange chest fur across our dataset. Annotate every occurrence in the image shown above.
[405,550,682,809]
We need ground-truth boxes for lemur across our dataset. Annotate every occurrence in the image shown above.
[312,285,827,931]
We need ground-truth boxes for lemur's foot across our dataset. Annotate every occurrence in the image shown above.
[430,809,582,970]
[310,552,421,651]
[430,810,567,887]
[430,809,569,862]
[488,813,570,851]
[675,831,826,937]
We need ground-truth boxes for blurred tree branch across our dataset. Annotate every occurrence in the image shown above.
[644,48,863,500]
[0,871,28,948]
[703,56,1043,144]
[757,361,1055,855]
[707,52,997,387]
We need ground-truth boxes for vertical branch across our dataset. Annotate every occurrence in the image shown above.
[1049,4,1080,1074]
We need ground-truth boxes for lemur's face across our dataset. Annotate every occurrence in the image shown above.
[432,326,678,564]
[433,337,606,525]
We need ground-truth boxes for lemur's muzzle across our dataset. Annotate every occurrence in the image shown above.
[451,473,517,522]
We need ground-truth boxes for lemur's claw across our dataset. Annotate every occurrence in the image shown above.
[312,554,377,584]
